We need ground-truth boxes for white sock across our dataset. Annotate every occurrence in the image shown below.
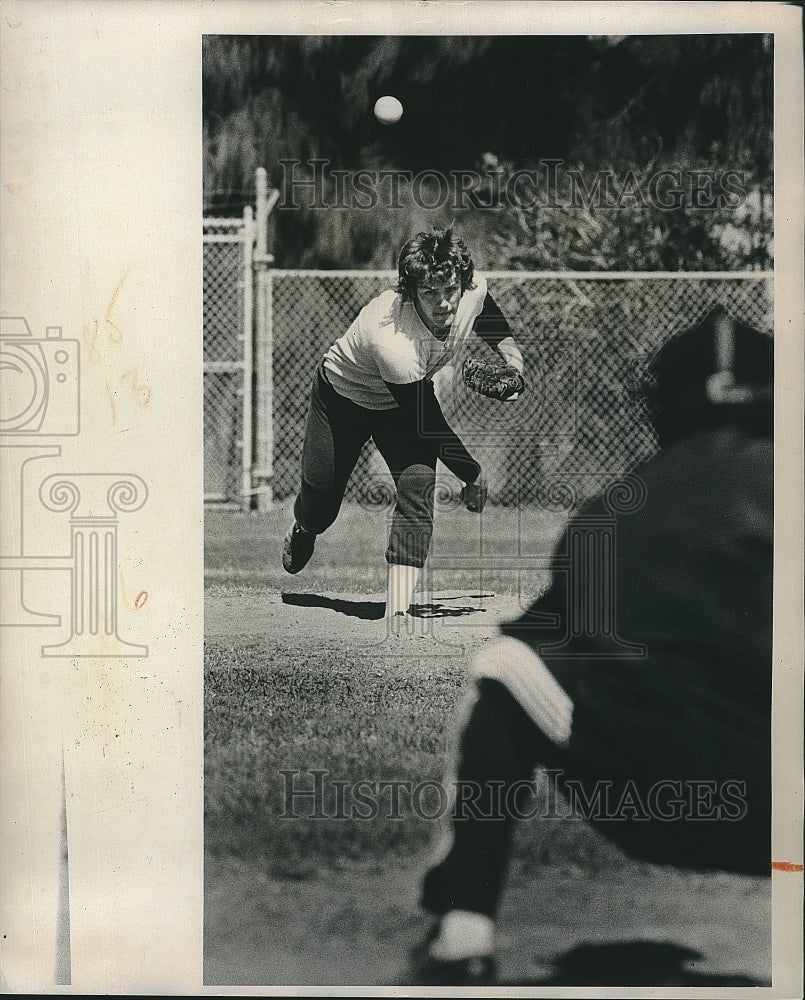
[428,910,495,961]
[385,562,421,617]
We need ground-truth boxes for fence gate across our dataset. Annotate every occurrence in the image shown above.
[203,212,255,507]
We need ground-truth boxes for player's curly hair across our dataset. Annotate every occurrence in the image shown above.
[396,228,476,302]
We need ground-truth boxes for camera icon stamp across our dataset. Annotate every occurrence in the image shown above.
[0,318,80,436]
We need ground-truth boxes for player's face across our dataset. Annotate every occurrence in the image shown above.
[413,274,463,335]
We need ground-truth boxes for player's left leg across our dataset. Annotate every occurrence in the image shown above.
[372,416,439,618]
[385,461,437,617]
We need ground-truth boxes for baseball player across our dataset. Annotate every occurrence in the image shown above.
[282,228,525,622]
[402,311,774,985]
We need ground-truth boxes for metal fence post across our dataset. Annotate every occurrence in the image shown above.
[253,167,278,512]
[241,204,255,510]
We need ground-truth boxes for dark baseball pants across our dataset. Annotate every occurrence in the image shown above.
[294,366,480,568]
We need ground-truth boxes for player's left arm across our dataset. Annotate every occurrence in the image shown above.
[474,293,525,397]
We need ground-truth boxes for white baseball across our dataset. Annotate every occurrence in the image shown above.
[374,95,404,125]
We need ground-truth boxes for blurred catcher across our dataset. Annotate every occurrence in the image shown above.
[282,228,524,622]
[400,309,774,986]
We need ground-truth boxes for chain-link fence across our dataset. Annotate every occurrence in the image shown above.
[204,215,253,504]
[201,239,772,510]
[265,270,772,509]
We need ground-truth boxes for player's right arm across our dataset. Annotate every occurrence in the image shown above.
[383,377,481,486]
[474,293,524,374]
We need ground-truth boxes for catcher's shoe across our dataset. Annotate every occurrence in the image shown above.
[399,925,498,987]
[282,521,316,574]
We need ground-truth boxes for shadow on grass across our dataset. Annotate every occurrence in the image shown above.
[499,940,768,987]
[281,592,385,620]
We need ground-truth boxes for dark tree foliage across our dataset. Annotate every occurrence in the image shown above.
[203,34,773,270]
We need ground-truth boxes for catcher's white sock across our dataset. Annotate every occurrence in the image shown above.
[429,910,495,961]
[385,562,420,617]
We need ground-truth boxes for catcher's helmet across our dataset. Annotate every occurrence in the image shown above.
[644,307,773,447]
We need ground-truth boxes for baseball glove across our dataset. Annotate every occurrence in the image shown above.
[462,357,525,401]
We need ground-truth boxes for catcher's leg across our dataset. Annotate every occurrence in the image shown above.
[421,676,567,921]
[402,675,566,983]
[293,367,371,534]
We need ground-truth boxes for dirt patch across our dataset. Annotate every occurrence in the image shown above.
[204,852,770,987]
[206,586,525,654]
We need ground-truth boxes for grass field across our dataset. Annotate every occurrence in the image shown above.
[204,499,771,988]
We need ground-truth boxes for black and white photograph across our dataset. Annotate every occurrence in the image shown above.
[1,2,802,995]
[201,19,794,991]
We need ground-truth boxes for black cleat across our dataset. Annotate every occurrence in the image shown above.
[401,952,497,987]
[282,521,316,574]
[398,927,498,987]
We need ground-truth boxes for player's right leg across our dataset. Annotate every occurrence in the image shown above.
[283,365,370,573]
